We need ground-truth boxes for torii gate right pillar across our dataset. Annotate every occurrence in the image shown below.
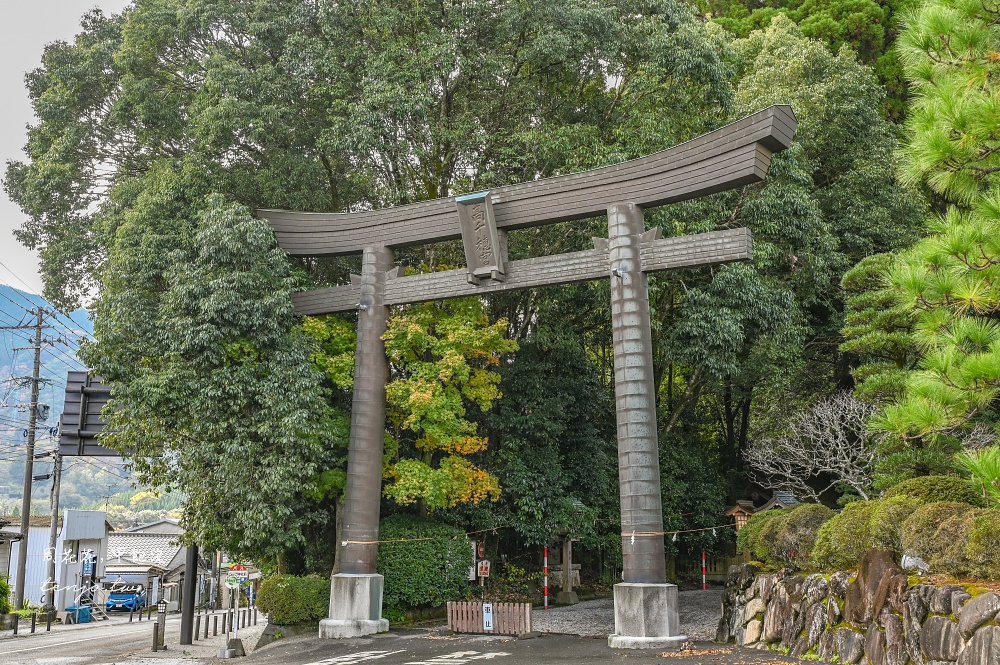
[607,203,684,649]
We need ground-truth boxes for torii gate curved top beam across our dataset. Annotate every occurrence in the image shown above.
[258,105,796,257]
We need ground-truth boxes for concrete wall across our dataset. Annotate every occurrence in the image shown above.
[717,553,1000,664]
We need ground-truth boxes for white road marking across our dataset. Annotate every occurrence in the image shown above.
[2,625,162,654]
[302,649,408,665]
[405,651,511,665]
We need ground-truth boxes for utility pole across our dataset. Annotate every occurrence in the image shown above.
[46,452,63,609]
[13,307,44,610]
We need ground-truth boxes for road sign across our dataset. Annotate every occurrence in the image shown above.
[229,563,249,581]
[224,575,241,589]
[477,559,491,578]
[483,603,494,632]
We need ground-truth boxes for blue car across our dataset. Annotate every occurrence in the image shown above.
[106,584,147,612]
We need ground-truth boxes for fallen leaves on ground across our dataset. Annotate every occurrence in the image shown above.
[658,647,732,657]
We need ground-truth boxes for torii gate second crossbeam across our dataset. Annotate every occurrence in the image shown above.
[258,105,797,648]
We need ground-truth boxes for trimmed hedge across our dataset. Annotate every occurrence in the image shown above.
[737,508,788,563]
[737,504,834,567]
[867,495,922,552]
[901,502,977,574]
[965,508,1000,578]
[256,575,329,626]
[377,515,472,612]
[813,500,878,570]
[884,475,987,507]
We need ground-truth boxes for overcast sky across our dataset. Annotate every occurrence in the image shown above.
[0,1,132,294]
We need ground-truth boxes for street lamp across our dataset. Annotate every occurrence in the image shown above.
[156,597,168,651]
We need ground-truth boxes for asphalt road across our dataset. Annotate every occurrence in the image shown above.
[0,619,803,665]
[0,613,185,664]
[243,630,804,665]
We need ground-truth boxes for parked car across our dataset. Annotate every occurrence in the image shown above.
[105,584,147,612]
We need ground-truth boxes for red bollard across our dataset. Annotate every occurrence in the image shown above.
[701,551,707,591]
[543,547,549,609]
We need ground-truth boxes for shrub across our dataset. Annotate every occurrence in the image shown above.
[811,495,924,571]
[867,495,922,552]
[964,508,1000,579]
[256,575,329,626]
[0,576,10,615]
[737,508,788,562]
[901,502,977,574]
[884,475,987,507]
[763,503,835,566]
[737,504,834,567]
[812,500,879,570]
[376,515,472,612]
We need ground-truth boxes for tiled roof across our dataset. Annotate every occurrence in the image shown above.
[123,519,181,533]
[107,532,181,568]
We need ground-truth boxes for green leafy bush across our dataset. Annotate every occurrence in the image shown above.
[256,575,329,626]
[376,515,472,612]
[737,504,834,567]
[737,508,788,562]
[0,576,10,615]
[883,475,987,507]
[812,496,922,570]
[867,495,922,552]
[965,508,1000,578]
[763,504,835,566]
[901,502,977,574]
[812,500,879,570]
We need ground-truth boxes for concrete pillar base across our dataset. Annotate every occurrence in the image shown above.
[319,618,390,639]
[607,582,687,649]
[319,573,389,639]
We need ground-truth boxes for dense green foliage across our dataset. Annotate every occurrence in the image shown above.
[80,201,347,559]
[965,509,1000,578]
[882,475,987,507]
[376,516,472,612]
[955,447,1000,508]
[701,0,914,118]
[256,575,329,626]
[0,575,10,615]
[900,502,977,572]
[811,497,923,570]
[759,504,835,566]
[473,338,616,547]
[737,508,789,562]
[841,0,1000,493]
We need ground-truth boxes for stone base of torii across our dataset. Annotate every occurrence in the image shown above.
[258,104,797,648]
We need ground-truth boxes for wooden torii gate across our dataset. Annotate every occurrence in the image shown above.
[259,105,796,647]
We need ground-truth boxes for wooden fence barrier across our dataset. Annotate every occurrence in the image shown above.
[447,602,532,636]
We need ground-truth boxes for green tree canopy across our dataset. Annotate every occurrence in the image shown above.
[85,199,347,557]
[838,0,1000,488]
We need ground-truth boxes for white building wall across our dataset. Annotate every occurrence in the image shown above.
[5,525,65,608]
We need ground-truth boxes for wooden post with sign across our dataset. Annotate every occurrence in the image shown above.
[477,559,490,588]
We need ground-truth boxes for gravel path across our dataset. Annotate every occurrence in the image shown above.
[531,590,721,640]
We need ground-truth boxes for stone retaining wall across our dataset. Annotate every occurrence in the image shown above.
[715,551,1000,664]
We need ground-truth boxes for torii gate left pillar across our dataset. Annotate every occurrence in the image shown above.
[320,244,393,639]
